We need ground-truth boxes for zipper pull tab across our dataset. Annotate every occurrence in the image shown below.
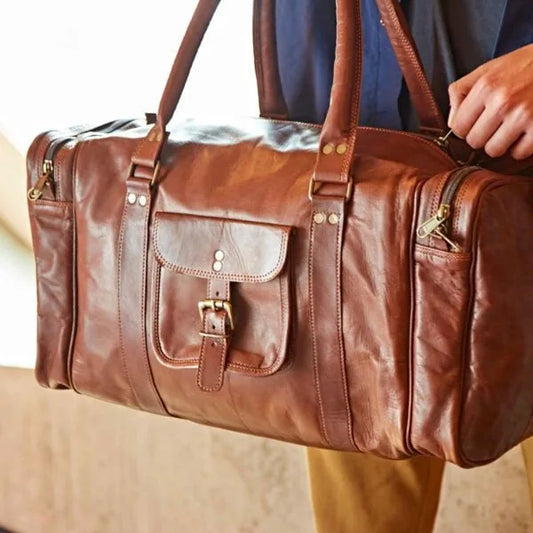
[434,129,453,150]
[417,204,450,239]
[28,160,54,201]
[433,228,462,253]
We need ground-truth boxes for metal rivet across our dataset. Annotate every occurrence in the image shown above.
[214,250,225,261]
[213,261,223,272]
[138,195,147,207]
[336,143,348,155]
[322,143,334,155]
[127,193,137,204]
[328,213,339,225]
[379,18,385,26]
[314,213,326,224]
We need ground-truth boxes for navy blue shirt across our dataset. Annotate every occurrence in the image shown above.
[275,0,533,129]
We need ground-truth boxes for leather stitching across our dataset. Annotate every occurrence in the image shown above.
[139,197,167,413]
[308,215,331,445]
[197,311,227,392]
[152,263,289,375]
[381,1,444,129]
[117,200,141,407]
[334,209,357,450]
[153,214,289,283]
[414,244,471,262]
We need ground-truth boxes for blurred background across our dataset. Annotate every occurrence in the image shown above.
[0,1,531,531]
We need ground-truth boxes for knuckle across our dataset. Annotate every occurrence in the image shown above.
[488,88,515,116]
[477,74,499,95]
[448,81,460,97]
[517,104,533,123]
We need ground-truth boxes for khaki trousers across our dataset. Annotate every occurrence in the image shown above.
[308,438,533,533]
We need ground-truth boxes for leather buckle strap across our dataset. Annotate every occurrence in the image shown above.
[197,281,232,392]
[308,176,354,202]
[198,299,235,334]
[127,161,161,188]
[308,195,357,450]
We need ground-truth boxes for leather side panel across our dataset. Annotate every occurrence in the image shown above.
[70,139,140,408]
[68,120,459,451]
[411,245,472,462]
[341,154,427,458]
[460,181,533,465]
[28,200,74,389]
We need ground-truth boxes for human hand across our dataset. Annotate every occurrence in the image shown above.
[448,44,533,160]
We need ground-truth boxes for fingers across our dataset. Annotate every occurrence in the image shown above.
[465,109,502,150]
[448,83,486,139]
[448,67,484,127]
[510,132,533,160]
[484,116,526,158]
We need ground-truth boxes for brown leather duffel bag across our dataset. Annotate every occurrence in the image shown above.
[27,0,533,468]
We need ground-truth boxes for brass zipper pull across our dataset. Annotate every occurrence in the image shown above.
[417,204,450,239]
[417,203,462,252]
[28,160,53,201]
[434,129,454,150]
[432,228,462,252]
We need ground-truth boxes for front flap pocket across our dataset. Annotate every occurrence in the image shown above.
[152,212,292,391]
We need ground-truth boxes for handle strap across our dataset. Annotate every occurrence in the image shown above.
[131,0,363,189]
[374,0,445,131]
[253,0,289,120]
[252,0,446,132]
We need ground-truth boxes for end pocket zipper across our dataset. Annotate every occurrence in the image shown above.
[28,118,137,202]
[417,166,481,252]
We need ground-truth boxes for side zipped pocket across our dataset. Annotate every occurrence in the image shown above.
[416,166,481,252]
[27,118,137,202]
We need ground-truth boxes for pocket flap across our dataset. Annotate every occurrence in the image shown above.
[154,212,291,282]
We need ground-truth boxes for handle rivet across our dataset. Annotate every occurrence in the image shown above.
[336,143,347,155]
[322,143,335,155]
[328,213,339,225]
[138,195,147,207]
[127,193,137,204]
[214,250,225,261]
[314,213,326,224]
[213,261,223,272]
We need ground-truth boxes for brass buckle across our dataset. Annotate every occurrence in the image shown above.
[127,160,161,187]
[198,299,235,338]
[308,176,353,202]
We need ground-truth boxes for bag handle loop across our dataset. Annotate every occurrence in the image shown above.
[130,0,363,192]
[253,0,446,132]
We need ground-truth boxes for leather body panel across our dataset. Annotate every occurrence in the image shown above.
[27,116,533,466]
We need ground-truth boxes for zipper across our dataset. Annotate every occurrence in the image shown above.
[28,118,137,201]
[416,166,481,252]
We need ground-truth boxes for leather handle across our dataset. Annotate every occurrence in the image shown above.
[253,0,289,120]
[252,0,446,132]
[374,0,445,131]
[132,0,363,188]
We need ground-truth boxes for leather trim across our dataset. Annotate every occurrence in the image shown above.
[153,212,291,282]
[309,198,357,451]
[151,262,290,376]
[197,279,231,392]
[117,177,167,414]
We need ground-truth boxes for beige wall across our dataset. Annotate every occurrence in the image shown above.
[0,132,31,247]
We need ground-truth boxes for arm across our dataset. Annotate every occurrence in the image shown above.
[448,44,533,161]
